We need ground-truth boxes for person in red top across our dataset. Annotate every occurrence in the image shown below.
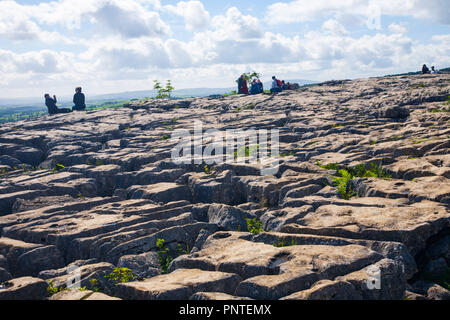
[276,78,282,87]
[238,74,249,95]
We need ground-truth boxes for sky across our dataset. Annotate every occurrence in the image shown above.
[0,0,449,99]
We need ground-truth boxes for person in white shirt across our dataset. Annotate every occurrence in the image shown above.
[431,66,437,74]
[270,76,282,93]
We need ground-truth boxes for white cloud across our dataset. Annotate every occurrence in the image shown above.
[212,7,263,40]
[388,23,408,34]
[3,0,170,39]
[0,49,74,74]
[0,1,73,43]
[322,19,349,36]
[165,1,211,31]
[265,0,450,26]
[0,0,449,98]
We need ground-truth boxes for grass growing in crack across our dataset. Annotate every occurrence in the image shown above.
[46,280,62,296]
[349,163,391,179]
[430,107,450,113]
[332,169,355,200]
[316,161,339,171]
[246,218,264,235]
[89,278,100,292]
[304,141,318,148]
[273,238,298,247]
[156,238,172,274]
[156,238,190,274]
[411,138,428,145]
[234,145,259,159]
[317,162,391,200]
[105,267,135,285]
[161,134,170,140]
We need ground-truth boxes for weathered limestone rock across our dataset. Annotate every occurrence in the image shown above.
[280,199,449,255]
[129,182,192,203]
[0,237,65,277]
[280,280,362,300]
[190,292,253,300]
[0,74,448,300]
[207,204,255,232]
[115,268,242,300]
[117,252,161,280]
[48,289,121,300]
[0,277,47,300]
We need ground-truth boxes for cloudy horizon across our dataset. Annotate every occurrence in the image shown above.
[1,0,449,99]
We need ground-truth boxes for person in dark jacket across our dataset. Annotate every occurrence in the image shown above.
[422,64,430,74]
[257,79,264,93]
[72,87,86,111]
[250,79,259,95]
[44,94,71,115]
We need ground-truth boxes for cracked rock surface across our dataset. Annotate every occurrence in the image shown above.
[0,74,449,300]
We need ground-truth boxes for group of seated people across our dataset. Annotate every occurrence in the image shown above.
[270,76,294,93]
[237,74,295,95]
[422,64,438,74]
[44,87,86,115]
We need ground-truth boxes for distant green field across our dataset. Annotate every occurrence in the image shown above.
[0,99,132,124]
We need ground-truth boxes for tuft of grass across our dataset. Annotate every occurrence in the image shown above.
[332,169,355,200]
[316,161,339,171]
[105,267,135,285]
[430,107,449,113]
[161,134,170,140]
[46,280,64,297]
[369,140,377,145]
[304,141,318,148]
[156,238,173,274]
[246,218,264,235]
[273,238,298,247]
[411,138,429,145]
[318,162,390,200]
[89,278,100,292]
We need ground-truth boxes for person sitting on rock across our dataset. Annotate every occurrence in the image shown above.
[422,64,430,74]
[237,74,249,95]
[44,94,71,115]
[72,87,86,111]
[287,82,292,90]
[250,79,260,95]
[281,80,288,90]
[270,76,282,93]
[257,79,264,93]
[431,66,437,74]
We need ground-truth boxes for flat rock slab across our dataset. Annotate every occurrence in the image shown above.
[0,277,47,300]
[115,268,242,300]
[281,199,449,255]
[48,289,121,300]
[169,232,393,299]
